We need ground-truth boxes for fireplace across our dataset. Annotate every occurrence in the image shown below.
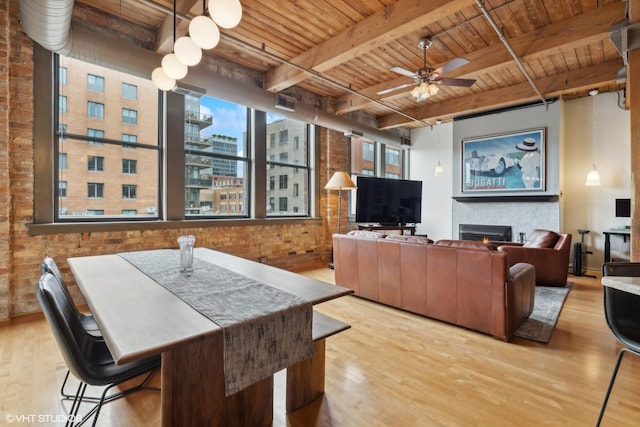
[459,224,512,242]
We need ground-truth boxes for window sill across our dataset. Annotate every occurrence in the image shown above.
[27,217,323,236]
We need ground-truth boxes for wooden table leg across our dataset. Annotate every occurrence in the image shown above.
[286,339,326,411]
[161,334,273,427]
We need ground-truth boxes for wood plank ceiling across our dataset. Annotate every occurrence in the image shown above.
[76,0,628,130]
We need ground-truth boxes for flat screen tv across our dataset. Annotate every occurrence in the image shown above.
[355,177,422,225]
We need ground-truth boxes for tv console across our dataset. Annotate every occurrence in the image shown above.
[357,224,416,235]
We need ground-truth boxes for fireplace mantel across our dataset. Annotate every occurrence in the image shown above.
[453,195,559,203]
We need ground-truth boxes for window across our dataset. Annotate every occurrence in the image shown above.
[383,146,402,178]
[87,128,104,146]
[122,159,137,174]
[58,153,67,170]
[122,133,137,149]
[88,74,105,92]
[184,95,249,217]
[279,174,288,189]
[122,184,137,199]
[122,108,137,125]
[279,130,288,145]
[58,181,67,198]
[385,147,400,166]
[41,52,320,224]
[87,183,104,198]
[88,156,104,172]
[87,102,104,119]
[59,96,67,113]
[363,142,374,161]
[266,114,310,216]
[279,197,288,211]
[122,83,137,99]
[59,66,67,84]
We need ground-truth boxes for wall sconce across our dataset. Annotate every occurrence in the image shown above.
[585,163,601,187]
[434,161,443,176]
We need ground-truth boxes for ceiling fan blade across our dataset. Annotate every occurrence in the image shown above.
[434,77,476,87]
[390,66,416,78]
[376,82,415,95]
[434,57,469,75]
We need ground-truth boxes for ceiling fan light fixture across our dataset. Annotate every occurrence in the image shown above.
[189,15,221,49]
[411,82,439,101]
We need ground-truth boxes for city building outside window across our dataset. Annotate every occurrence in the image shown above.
[266,114,310,216]
[184,95,249,217]
[56,55,159,220]
[59,95,67,113]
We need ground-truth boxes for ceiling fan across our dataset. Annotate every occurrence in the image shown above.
[377,37,476,101]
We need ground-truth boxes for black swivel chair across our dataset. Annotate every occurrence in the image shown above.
[596,262,640,426]
[40,257,105,400]
[36,272,160,427]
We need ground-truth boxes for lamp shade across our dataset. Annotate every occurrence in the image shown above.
[151,67,176,91]
[174,36,202,66]
[325,172,357,190]
[209,0,243,29]
[585,163,601,187]
[189,15,221,49]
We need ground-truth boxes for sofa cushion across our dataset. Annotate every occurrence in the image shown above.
[384,235,433,245]
[523,229,559,248]
[346,230,385,239]
[434,239,497,251]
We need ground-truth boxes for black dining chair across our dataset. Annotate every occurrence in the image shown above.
[596,262,640,426]
[40,257,105,400]
[36,272,160,427]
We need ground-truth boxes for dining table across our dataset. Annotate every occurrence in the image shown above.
[67,247,352,427]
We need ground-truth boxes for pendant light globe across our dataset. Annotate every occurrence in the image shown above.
[174,36,202,66]
[209,0,243,29]
[189,15,221,49]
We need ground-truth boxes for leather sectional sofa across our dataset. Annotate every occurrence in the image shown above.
[333,231,536,341]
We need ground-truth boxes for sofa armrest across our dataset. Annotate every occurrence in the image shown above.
[509,262,536,283]
[504,262,536,339]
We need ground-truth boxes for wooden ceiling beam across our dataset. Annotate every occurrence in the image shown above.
[338,1,626,114]
[156,0,202,54]
[263,0,476,93]
[377,60,623,129]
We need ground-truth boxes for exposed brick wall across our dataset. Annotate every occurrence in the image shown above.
[0,4,349,319]
[0,0,10,320]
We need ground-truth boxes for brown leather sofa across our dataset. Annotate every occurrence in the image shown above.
[493,229,572,287]
[333,232,536,341]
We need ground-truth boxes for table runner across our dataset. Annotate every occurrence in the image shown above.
[119,249,314,395]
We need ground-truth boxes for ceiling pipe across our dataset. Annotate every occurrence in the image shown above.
[18,0,74,55]
[475,0,548,109]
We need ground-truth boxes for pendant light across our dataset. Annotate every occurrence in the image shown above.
[209,0,243,29]
[189,15,220,49]
[174,36,203,66]
[151,67,176,91]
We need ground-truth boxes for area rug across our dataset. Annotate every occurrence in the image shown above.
[513,285,571,343]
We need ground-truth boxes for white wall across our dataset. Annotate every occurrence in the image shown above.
[409,123,453,240]
[563,92,631,269]
[410,91,630,271]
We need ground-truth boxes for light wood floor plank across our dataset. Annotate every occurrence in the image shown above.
[1,270,639,426]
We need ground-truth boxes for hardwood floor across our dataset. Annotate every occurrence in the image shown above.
[1,270,639,426]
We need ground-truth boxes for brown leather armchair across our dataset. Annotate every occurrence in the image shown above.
[495,229,572,287]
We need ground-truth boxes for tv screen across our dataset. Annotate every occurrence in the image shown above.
[355,177,422,225]
[616,198,631,218]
